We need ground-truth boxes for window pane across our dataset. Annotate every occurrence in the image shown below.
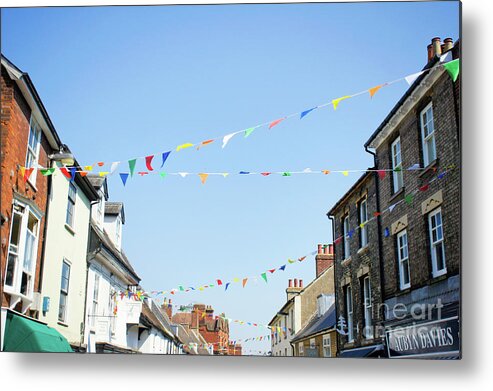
[436,243,445,271]
[5,253,17,286]
[59,292,67,321]
[10,213,22,247]
[20,272,30,295]
[23,231,35,271]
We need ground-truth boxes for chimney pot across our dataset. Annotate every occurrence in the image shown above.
[431,37,442,58]
[443,37,454,52]
[427,44,434,62]
[318,244,322,254]
[288,279,292,288]
[294,278,298,288]
[299,279,303,288]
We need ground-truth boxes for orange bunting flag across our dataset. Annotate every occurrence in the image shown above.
[242,278,248,288]
[268,118,285,129]
[298,256,306,262]
[322,170,331,175]
[368,84,385,98]
[332,95,351,110]
[197,139,214,150]
[80,171,88,177]
[97,162,104,167]
[198,173,209,184]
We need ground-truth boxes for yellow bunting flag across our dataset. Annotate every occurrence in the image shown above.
[19,166,25,178]
[99,171,109,177]
[288,258,296,264]
[368,84,384,98]
[221,173,229,178]
[85,165,93,171]
[198,287,204,291]
[342,171,349,176]
[233,277,240,283]
[332,95,351,110]
[201,312,206,319]
[198,173,209,184]
[360,223,366,229]
[176,143,193,152]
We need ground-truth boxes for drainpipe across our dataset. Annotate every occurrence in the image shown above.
[327,214,339,355]
[364,145,386,330]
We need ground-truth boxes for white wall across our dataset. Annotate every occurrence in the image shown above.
[39,168,92,347]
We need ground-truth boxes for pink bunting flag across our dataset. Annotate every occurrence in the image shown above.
[268,118,285,129]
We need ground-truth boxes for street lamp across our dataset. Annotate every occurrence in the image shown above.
[49,145,75,166]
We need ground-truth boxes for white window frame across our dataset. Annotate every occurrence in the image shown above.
[25,116,42,187]
[363,276,373,339]
[397,230,411,290]
[4,202,40,300]
[66,182,77,228]
[90,273,100,327]
[391,137,404,193]
[420,102,436,167]
[429,208,447,277]
[343,214,350,259]
[115,216,121,247]
[346,285,354,342]
[323,335,332,357]
[58,260,71,323]
[4,209,23,290]
[298,343,304,356]
[359,197,368,248]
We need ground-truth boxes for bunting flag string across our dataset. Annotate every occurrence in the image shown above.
[22,163,435,185]
[21,58,459,179]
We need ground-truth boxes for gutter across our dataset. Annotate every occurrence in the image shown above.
[327,214,338,355]
[364,145,386,326]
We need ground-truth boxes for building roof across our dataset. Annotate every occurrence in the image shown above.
[86,175,109,200]
[105,202,125,223]
[91,223,140,283]
[326,170,373,217]
[291,304,336,343]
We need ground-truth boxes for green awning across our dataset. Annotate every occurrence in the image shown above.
[3,311,73,352]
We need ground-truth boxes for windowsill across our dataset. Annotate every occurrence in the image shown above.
[389,187,405,203]
[57,321,69,327]
[431,270,448,281]
[418,159,439,178]
[357,245,369,255]
[341,257,352,267]
[64,223,76,236]
[397,287,412,295]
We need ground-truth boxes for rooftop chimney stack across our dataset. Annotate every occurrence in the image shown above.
[315,244,335,278]
[286,277,303,300]
[432,37,442,59]
[443,37,454,52]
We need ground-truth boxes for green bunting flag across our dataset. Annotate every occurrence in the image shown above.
[443,59,460,82]
[128,159,137,177]
[40,168,56,176]
[261,272,268,283]
[405,193,414,205]
[244,127,255,138]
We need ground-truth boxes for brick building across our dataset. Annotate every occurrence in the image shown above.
[172,304,234,355]
[327,172,385,357]
[363,38,460,358]
[1,55,62,315]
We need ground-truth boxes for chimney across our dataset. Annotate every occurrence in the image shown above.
[286,278,303,300]
[443,37,454,52]
[432,37,442,59]
[162,299,173,319]
[427,44,434,62]
[315,244,334,278]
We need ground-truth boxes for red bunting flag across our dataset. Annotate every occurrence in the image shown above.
[138,171,149,176]
[23,167,34,182]
[268,268,276,274]
[419,184,430,192]
[334,237,343,245]
[60,167,72,179]
[377,170,386,179]
[145,155,154,171]
[216,279,223,286]
[268,118,285,129]
[373,212,382,217]
[261,172,271,176]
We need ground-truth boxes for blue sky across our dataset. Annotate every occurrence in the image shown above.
[1,1,459,354]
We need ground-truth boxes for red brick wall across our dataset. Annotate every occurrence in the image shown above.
[1,67,54,315]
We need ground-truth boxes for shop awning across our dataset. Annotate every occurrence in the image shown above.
[338,344,384,358]
[3,310,73,352]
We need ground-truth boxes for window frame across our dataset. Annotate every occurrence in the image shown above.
[343,214,350,260]
[362,276,373,339]
[25,116,42,187]
[429,208,447,278]
[420,102,437,167]
[323,335,332,357]
[391,137,404,193]
[66,182,77,228]
[345,285,354,343]
[90,273,100,327]
[4,209,23,289]
[358,197,368,248]
[397,230,411,290]
[58,260,71,323]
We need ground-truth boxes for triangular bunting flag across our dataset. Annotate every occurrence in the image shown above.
[300,107,316,119]
[160,151,171,168]
[405,70,425,86]
[405,193,414,205]
[268,268,276,274]
[128,159,137,177]
[222,133,236,149]
[282,172,291,176]
[332,95,351,110]
[197,140,214,150]
[279,265,286,271]
[221,173,229,178]
[261,272,268,283]
[244,127,255,138]
[443,59,460,82]
[288,259,296,264]
[159,172,167,179]
[176,143,193,152]
[119,173,129,186]
[322,170,330,175]
[84,165,93,171]
[40,168,55,176]
[377,170,386,179]
[225,283,230,291]
[389,203,397,213]
[97,162,104,167]
[368,84,384,98]
[69,167,76,181]
[110,162,120,174]
[298,256,306,262]
[145,155,154,171]
[342,171,349,176]
[178,172,189,178]
[242,278,248,288]
[23,167,34,182]
[268,118,284,129]
[261,172,271,176]
[419,184,430,192]
[60,167,71,179]
[198,173,209,184]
